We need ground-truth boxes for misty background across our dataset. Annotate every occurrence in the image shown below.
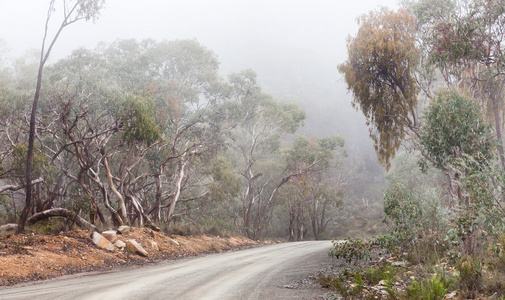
[0,0,397,151]
[0,0,399,237]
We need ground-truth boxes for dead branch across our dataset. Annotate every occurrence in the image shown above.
[0,177,43,194]
[27,208,96,230]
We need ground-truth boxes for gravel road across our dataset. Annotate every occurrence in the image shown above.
[0,240,336,300]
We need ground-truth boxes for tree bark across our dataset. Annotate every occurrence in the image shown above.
[0,177,43,194]
[20,1,74,234]
[153,172,163,222]
[19,62,45,233]
[166,154,188,224]
[102,153,128,224]
[489,82,505,171]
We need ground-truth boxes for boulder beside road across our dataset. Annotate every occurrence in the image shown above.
[117,226,131,234]
[90,231,115,251]
[126,239,148,257]
[101,230,119,243]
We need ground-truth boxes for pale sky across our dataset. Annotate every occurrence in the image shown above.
[0,0,399,152]
[0,0,399,68]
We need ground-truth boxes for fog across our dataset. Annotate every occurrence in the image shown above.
[0,0,399,163]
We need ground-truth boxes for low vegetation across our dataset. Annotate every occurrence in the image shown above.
[324,0,505,298]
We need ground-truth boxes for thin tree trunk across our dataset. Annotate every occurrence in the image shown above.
[153,172,163,222]
[99,184,122,227]
[19,0,74,234]
[288,209,295,242]
[19,62,45,233]
[102,153,128,224]
[166,155,188,225]
[490,84,505,170]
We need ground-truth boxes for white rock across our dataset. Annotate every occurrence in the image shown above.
[392,261,408,267]
[114,240,126,249]
[101,230,118,243]
[90,231,115,251]
[117,225,131,234]
[148,240,159,251]
[126,239,148,257]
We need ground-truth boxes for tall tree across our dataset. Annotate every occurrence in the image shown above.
[420,88,495,253]
[338,8,419,169]
[413,0,505,170]
[19,0,104,233]
[226,70,306,238]
[282,135,345,241]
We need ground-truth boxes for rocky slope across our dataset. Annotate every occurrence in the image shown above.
[0,226,256,286]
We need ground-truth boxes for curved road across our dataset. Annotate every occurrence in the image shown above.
[0,240,334,300]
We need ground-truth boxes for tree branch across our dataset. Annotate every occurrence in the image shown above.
[0,177,43,194]
[26,207,96,230]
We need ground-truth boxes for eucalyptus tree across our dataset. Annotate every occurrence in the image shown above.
[0,54,50,220]
[20,0,104,233]
[280,135,346,241]
[338,8,419,169]
[42,39,238,228]
[43,48,125,225]
[136,39,232,225]
[410,0,505,170]
[225,70,306,239]
[421,89,495,172]
[420,89,495,253]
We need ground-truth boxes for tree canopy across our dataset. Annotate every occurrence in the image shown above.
[420,89,495,170]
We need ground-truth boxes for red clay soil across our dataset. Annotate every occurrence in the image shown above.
[0,227,257,286]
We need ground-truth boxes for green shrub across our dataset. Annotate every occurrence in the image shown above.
[383,183,422,247]
[406,235,447,266]
[329,234,397,264]
[407,274,450,300]
[353,270,364,293]
[456,256,482,298]
[363,265,396,285]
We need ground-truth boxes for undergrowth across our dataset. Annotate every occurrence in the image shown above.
[323,234,505,299]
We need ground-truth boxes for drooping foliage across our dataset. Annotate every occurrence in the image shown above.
[332,3,505,289]
[338,8,419,169]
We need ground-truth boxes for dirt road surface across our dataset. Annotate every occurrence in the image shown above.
[0,240,335,299]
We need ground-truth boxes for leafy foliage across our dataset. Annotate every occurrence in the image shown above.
[338,8,419,168]
[407,274,451,300]
[456,255,482,296]
[329,235,395,264]
[383,183,422,245]
[119,95,161,146]
[420,89,494,171]
[11,144,50,178]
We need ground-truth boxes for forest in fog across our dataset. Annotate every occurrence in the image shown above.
[4,0,505,297]
[0,36,385,241]
[0,1,387,241]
